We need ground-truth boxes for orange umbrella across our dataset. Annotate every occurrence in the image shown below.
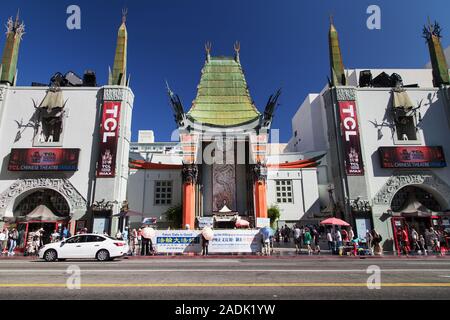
[320,217,350,226]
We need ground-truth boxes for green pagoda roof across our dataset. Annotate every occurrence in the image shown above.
[187,56,260,127]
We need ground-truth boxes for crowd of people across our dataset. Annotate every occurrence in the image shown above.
[0,227,19,256]
[396,226,447,256]
[274,224,384,256]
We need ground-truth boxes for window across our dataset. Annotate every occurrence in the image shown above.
[395,116,417,142]
[154,181,173,205]
[86,235,106,243]
[275,180,293,204]
[65,235,87,244]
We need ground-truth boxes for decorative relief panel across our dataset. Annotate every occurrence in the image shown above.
[0,87,5,101]
[336,88,356,101]
[103,88,125,101]
[0,178,87,214]
[373,171,450,207]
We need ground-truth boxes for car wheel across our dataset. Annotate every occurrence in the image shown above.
[96,249,110,262]
[44,249,58,262]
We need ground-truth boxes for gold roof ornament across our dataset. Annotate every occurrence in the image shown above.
[1,9,25,85]
[109,9,128,86]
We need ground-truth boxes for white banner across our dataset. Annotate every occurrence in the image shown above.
[154,230,262,254]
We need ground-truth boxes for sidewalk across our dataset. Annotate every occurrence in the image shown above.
[2,249,450,260]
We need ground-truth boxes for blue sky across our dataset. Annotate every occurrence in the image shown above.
[1,0,449,142]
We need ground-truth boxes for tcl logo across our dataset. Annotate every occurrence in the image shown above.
[102,103,120,143]
[341,103,357,142]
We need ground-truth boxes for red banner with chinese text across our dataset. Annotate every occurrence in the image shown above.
[338,101,364,175]
[96,101,121,177]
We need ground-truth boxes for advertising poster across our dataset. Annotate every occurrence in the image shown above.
[338,101,364,175]
[97,101,121,177]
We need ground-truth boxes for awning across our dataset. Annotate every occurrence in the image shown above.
[393,193,434,217]
[21,205,68,222]
[113,210,144,217]
[392,89,414,111]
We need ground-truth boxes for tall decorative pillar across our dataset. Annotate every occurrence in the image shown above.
[253,162,268,219]
[182,164,198,229]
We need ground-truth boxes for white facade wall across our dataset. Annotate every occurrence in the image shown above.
[288,68,450,249]
[355,87,450,204]
[127,168,182,227]
[266,168,320,223]
[0,84,133,234]
[0,86,100,218]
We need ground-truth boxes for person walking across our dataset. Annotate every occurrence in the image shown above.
[326,229,333,253]
[8,227,18,256]
[419,234,427,255]
[365,230,373,255]
[400,228,410,256]
[429,227,440,255]
[410,227,419,254]
[293,224,301,254]
[335,228,342,255]
[313,228,321,254]
[0,228,6,254]
[201,234,209,256]
[371,229,383,256]
[129,229,137,255]
[304,228,312,255]
[341,228,348,245]
[348,227,355,243]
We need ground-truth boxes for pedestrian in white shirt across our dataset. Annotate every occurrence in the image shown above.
[0,229,6,254]
[326,229,333,253]
[335,228,343,255]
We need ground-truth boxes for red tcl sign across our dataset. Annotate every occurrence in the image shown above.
[338,101,364,175]
[97,101,121,177]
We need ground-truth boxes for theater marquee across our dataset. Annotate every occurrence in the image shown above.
[8,148,80,171]
[379,146,447,168]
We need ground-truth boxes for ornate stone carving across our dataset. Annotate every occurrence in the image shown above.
[0,178,87,214]
[182,164,198,184]
[91,199,115,212]
[103,88,124,101]
[336,88,356,101]
[0,87,5,101]
[252,162,268,182]
[350,198,371,213]
[103,87,134,107]
[373,171,450,207]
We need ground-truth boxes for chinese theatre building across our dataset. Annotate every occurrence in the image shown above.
[127,45,322,229]
[288,18,450,252]
[0,12,134,249]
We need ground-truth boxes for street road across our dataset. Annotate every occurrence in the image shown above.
[0,257,450,299]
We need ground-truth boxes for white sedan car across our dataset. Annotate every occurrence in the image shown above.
[39,234,129,262]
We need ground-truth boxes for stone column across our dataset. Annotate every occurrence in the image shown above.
[182,164,198,229]
[253,163,268,219]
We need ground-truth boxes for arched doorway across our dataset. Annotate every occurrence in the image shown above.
[13,189,71,252]
[390,186,448,253]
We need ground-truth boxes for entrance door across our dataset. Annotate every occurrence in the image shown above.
[93,217,110,235]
